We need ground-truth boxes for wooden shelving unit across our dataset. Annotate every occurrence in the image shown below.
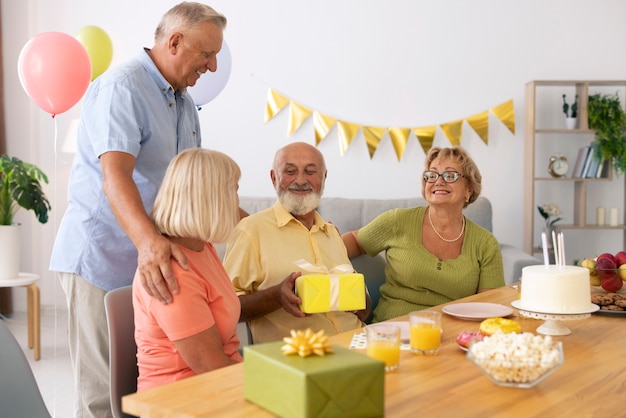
[523,80,626,257]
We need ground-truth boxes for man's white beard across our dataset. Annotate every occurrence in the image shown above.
[277,187,322,216]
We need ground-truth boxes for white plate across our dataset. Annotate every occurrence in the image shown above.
[442,302,514,321]
[367,321,410,341]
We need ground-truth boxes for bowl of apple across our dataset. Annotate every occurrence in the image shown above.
[578,251,626,293]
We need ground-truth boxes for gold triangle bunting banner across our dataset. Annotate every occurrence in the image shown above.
[263,88,514,160]
[413,126,436,154]
[465,111,489,145]
[440,119,464,146]
[313,112,337,146]
[264,89,290,123]
[362,126,386,158]
[491,100,515,134]
[337,120,361,156]
[287,101,313,136]
[387,128,411,162]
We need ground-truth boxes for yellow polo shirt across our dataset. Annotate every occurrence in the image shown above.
[223,200,363,344]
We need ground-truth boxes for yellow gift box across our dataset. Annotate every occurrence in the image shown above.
[295,273,365,314]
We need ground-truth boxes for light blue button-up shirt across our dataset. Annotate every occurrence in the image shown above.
[50,49,201,291]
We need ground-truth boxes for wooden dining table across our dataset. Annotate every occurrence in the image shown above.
[122,285,626,417]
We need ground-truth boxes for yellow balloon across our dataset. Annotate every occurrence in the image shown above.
[75,25,113,81]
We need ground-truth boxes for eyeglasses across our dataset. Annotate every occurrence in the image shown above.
[423,171,465,183]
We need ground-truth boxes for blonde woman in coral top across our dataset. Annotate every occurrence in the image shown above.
[133,148,243,391]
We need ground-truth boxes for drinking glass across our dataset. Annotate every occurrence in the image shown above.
[365,324,401,372]
[409,311,442,355]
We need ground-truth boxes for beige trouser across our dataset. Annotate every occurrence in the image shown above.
[59,272,113,418]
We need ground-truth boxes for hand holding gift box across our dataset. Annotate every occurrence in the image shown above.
[294,259,366,314]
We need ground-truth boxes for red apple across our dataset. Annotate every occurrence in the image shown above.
[614,251,626,267]
[597,253,617,264]
[601,273,623,292]
[595,257,617,280]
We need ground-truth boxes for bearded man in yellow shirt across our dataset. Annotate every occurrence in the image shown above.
[223,142,371,343]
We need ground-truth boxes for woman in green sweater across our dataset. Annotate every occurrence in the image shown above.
[342,146,504,322]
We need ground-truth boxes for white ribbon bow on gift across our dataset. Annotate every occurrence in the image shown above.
[293,259,355,311]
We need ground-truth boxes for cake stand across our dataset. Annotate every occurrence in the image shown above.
[511,300,599,336]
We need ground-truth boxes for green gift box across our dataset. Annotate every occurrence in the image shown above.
[244,342,384,418]
[295,273,366,314]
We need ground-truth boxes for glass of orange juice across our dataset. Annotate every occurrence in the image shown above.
[365,324,401,372]
[409,311,442,355]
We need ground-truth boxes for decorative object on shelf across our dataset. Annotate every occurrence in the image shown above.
[538,203,562,227]
[587,92,626,175]
[596,207,606,226]
[609,208,619,226]
[0,155,51,279]
[538,203,561,249]
[547,154,568,177]
[562,94,578,129]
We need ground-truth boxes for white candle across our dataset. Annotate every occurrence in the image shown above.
[609,208,619,226]
[597,207,606,226]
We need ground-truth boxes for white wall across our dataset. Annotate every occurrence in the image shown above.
[3,0,626,309]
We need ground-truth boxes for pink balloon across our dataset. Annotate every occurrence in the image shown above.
[18,32,91,117]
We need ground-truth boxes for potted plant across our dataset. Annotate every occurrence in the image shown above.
[562,94,578,129]
[0,154,51,279]
[587,92,626,175]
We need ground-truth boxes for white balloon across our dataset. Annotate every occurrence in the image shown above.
[187,41,232,107]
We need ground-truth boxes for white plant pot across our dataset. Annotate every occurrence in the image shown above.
[565,117,577,129]
[0,224,21,279]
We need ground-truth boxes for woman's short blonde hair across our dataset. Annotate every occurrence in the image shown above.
[423,146,482,207]
[152,148,240,243]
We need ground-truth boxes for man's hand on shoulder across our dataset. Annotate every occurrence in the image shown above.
[137,234,188,304]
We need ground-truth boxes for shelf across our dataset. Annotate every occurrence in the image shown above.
[533,177,611,182]
[535,129,593,134]
[523,80,626,258]
[555,224,626,230]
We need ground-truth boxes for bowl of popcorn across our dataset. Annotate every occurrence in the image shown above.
[466,331,563,388]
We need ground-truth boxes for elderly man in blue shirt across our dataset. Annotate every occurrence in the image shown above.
[49,3,227,417]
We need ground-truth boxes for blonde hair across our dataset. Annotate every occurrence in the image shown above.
[155,2,227,44]
[423,146,482,207]
[152,148,240,243]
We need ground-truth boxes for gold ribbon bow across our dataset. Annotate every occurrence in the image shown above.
[281,328,334,357]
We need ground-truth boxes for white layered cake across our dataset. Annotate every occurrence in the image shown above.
[520,265,591,313]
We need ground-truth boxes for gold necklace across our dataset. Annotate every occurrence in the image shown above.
[427,207,465,243]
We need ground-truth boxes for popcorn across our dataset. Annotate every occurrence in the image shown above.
[467,331,562,383]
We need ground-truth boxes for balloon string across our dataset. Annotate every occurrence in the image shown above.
[54,117,73,165]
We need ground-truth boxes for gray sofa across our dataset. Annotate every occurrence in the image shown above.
[218,195,540,299]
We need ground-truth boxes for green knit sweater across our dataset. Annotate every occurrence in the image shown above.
[358,206,504,322]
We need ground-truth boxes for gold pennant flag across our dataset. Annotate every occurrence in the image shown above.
[491,100,515,134]
[287,101,313,136]
[264,89,290,123]
[337,121,361,156]
[465,111,489,145]
[362,126,386,159]
[440,120,463,146]
[387,128,410,162]
[413,126,436,154]
[313,112,337,145]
